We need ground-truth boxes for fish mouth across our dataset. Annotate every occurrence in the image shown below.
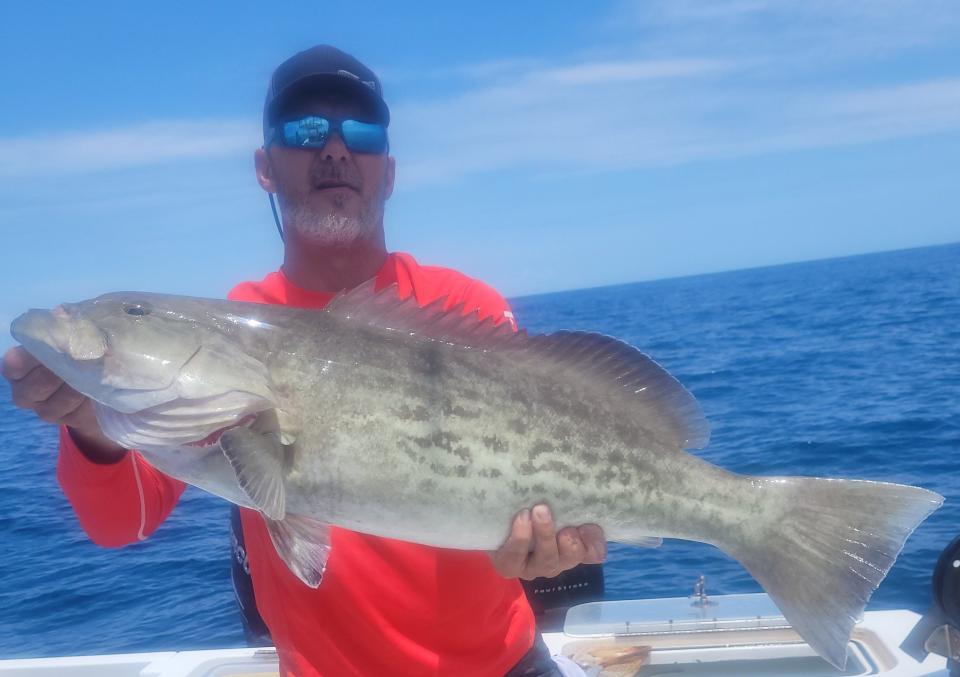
[13,304,109,360]
[11,308,108,397]
[11,309,64,352]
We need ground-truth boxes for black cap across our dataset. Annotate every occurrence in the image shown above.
[263,45,389,143]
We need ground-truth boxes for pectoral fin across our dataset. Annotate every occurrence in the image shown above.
[220,427,286,521]
[265,514,332,588]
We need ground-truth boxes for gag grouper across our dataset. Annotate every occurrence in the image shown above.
[10,283,943,669]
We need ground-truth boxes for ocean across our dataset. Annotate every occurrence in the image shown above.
[1,243,957,659]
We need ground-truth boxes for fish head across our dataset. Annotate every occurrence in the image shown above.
[11,292,282,449]
[14,295,197,405]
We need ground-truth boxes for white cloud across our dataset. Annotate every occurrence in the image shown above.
[611,0,960,61]
[390,58,960,189]
[0,119,257,178]
[4,64,960,195]
[382,0,960,188]
[4,0,960,194]
[538,59,731,85]
[393,57,548,84]
[798,79,960,140]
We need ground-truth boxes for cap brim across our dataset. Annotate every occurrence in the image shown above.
[267,73,390,126]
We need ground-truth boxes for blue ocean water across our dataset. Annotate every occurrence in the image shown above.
[1,243,957,659]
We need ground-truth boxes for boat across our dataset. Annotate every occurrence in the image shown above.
[1,597,953,676]
[4,539,956,676]
[0,602,950,676]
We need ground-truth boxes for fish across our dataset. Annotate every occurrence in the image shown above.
[10,283,943,669]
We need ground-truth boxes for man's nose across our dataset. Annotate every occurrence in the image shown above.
[321,132,351,161]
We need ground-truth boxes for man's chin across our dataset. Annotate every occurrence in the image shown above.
[290,223,375,249]
[282,203,382,248]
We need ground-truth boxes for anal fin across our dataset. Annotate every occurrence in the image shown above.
[265,514,332,588]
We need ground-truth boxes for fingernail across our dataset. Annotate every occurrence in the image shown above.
[518,509,531,525]
[533,505,551,523]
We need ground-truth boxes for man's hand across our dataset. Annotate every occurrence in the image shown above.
[490,504,606,580]
[2,346,126,463]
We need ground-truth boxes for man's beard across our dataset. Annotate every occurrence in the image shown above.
[282,202,378,247]
[277,186,385,248]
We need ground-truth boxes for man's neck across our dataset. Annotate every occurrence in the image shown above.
[282,237,388,292]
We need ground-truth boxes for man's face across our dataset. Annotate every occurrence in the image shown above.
[258,94,395,248]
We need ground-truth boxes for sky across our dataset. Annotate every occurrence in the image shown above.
[1,0,959,342]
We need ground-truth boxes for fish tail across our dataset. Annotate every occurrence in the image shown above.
[725,477,942,669]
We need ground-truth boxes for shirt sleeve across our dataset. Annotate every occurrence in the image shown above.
[459,279,518,331]
[57,425,187,548]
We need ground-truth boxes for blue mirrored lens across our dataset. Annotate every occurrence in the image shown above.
[275,117,387,153]
[282,116,330,148]
[341,120,388,154]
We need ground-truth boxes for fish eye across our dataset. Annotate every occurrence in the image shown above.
[125,303,152,317]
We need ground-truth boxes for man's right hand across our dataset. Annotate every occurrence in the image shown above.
[2,346,126,463]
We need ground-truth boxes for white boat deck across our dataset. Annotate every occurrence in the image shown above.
[0,607,950,676]
[543,609,950,676]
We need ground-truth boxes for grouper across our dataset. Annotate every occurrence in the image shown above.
[10,283,943,669]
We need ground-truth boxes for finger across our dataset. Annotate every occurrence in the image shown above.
[34,384,88,424]
[2,346,41,381]
[556,526,586,571]
[11,365,65,408]
[523,504,561,579]
[577,524,608,564]
[490,509,533,578]
[60,398,100,431]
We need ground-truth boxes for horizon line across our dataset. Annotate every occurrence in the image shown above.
[508,239,959,302]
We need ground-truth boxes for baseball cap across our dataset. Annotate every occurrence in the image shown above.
[263,45,390,143]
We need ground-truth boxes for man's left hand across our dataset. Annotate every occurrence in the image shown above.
[489,504,606,580]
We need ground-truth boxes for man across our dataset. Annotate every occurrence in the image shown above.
[2,45,606,676]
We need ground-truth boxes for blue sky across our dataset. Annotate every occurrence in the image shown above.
[1,1,959,342]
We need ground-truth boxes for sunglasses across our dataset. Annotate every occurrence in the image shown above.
[268,115,388,154]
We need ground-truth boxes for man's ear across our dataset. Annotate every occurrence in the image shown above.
[255,147,277,193]
[383,155,396,200]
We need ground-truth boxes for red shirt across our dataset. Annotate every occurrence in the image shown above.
[57,252,535,676]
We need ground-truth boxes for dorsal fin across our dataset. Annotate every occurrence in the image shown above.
[325,281,708,449]
[325,281,519,347]
[523,331,709,449]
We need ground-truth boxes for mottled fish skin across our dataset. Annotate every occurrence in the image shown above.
[269,316,742,550]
